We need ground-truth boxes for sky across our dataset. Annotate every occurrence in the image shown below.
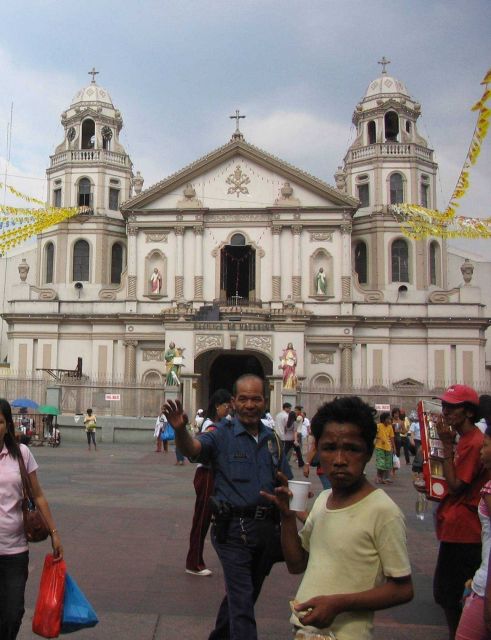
[0,0,490,256]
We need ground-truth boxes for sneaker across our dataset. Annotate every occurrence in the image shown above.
[185,568,213,577]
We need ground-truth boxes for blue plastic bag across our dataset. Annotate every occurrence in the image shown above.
[160,423,175,441]
[61,574,98,633]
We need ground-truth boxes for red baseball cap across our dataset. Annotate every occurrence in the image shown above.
[439,384,479,406]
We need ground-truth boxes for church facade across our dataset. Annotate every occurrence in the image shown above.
[2,66,489,414]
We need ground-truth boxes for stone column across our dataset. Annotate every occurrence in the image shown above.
[127,223,138,299]
[194,225,204,300]
[340,217,352,302]
[340,343,353,388]
[175,226,184,300]
[291,225,302,301]
[123,339,138,416]
[272,225,282,301]
[123,340,138,381]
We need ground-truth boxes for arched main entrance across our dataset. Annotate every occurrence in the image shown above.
[195,349,272,408]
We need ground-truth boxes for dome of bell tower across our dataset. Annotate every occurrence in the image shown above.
[364,74,409,99]
[70,82,114,108]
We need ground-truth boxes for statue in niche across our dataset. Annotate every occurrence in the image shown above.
[150,267,162,294]
[165,342,184,386]
[279,343,297,390]
[314,267,328,295]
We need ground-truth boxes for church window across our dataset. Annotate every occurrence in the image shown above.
[81,119,95,149]
[406,121,411,133]
[102,126,112,150]
[230,233,246,246]
[78,178,92,207]
[389,173,404,204]
[391,239,409,283]
[367,121,376,144]
[384,111,399,142]
[109,187,120,211]
[111,243,123,284]
[356,175,370,208]
[354,241,368,284]
[429,241,440,286]
[73,240,90,281]
[420,174,430,207]
[45,242,54,284]
[53,188,62,208]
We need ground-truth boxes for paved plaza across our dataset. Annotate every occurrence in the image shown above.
[18,441,447,639]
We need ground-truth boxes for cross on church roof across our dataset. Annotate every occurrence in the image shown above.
[229,109,246,140]
[88,67,99,84]
[378,56,391,74]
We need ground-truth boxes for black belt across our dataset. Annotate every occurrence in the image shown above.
[231,506,276,520]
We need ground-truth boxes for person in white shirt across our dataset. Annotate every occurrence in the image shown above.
[154,404,168,453]
[275,402,292,440]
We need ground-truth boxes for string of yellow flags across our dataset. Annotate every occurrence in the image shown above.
[391,68,491,239]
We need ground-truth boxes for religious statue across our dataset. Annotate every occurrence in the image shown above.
[279,343,297,390]
[460,258,475,285]
[314,267,328,295]
[150,267,162,294]
[164,342,183,386]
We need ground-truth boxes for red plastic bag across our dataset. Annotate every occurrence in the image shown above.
[32,554,67,638]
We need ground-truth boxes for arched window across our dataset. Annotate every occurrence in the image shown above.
[384,111,399,142]
[391,239,409,283]
[81,119,95,149]
[230,233,246,246]
[367,121,376,144]
[356,174,370,208]
[111,243,123,284]
[354,241,368,284]
[78,178,92,207]
[389,173,404,204]
[45,242,54,284]
[420,174,430,208]
[73,240,90,281]
[429,241,440,286]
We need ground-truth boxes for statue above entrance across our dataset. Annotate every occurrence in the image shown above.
[279,342,297,390]
[165,341,184,386]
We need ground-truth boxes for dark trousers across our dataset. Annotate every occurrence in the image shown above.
[394,434,411,463]
[284,441,304,467]
[86,430,96,447]
[0,551,29,640]
[186,467,214,571]
[209,517,276,640]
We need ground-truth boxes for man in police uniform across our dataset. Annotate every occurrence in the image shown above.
[164,374,292,640]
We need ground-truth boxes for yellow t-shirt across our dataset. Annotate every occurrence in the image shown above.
[375,422,394,452]
[292,489,411,640]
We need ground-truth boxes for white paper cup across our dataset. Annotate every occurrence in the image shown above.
[288,480,311,511]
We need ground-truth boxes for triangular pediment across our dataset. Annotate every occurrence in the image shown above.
[122,139,358,213]
[393,378,424,388]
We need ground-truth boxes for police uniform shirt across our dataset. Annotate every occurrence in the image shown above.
[195,418,292,508]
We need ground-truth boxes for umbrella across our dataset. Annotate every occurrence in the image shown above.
[11,398,39,409]
[38,404,60,416]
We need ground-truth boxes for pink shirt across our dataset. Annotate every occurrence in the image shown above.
[0,443,38,555]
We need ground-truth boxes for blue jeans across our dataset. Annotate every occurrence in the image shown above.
[0,551,29,639]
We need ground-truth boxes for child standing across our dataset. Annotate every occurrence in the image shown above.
[375,411,395,484]
[83,408,97,451]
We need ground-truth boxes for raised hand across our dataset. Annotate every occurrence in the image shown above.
[163,399,188,430]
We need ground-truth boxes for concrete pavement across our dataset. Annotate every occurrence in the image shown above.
[18,442,447,639]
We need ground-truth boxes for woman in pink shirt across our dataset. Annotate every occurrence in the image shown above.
[0,398,63,639]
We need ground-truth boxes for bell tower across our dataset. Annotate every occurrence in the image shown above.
[46,68,133,217]
[340,60,442,291]
[40,71,138,290]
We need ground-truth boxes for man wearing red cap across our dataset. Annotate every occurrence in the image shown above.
[433,384,487,640]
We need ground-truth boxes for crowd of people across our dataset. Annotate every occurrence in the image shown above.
[2,382,491,639]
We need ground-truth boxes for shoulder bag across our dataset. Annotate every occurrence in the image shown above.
[18,452,50,543]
